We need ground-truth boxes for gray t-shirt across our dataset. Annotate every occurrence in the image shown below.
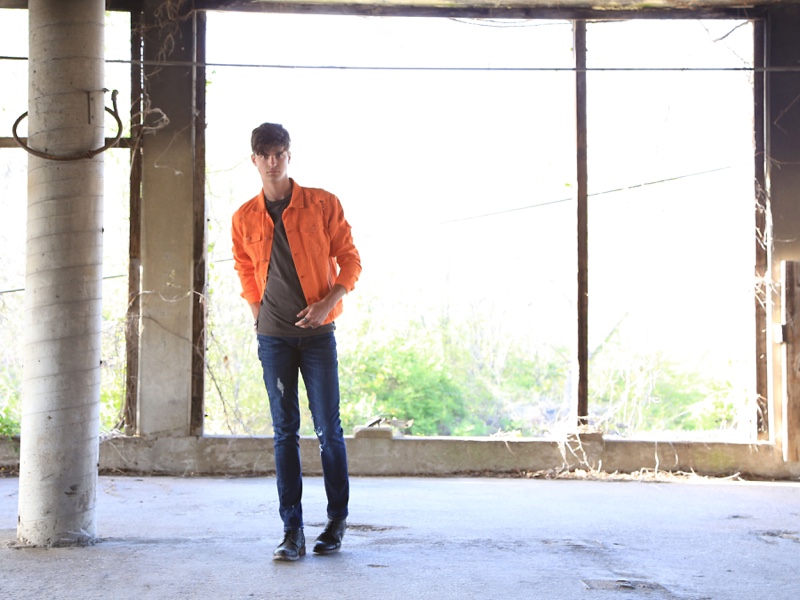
[256,195,334,337]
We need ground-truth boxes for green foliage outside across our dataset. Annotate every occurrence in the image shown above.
[0,406,20,438]
[198,275,746,439]
[337,323,742,439]
[0,276,750,440]
[339,329,483,436]
[588,337,745,437]
[200,265,576,438]
[98,282,128,433]
[334,315,574,437]
[0,292,23,439]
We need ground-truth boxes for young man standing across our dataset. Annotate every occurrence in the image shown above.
[231,123,362,561]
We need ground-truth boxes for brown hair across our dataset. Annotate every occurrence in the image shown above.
[251,122,291,156]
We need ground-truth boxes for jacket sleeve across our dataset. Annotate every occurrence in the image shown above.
[231,206,262,304]
[326,195,362,293]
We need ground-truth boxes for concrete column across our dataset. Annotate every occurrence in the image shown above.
[766,5,800,456]
[17,0,105,546]
[136,1,198,437]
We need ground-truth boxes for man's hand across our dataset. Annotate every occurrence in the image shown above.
[250,301,260,332]
[295,284,347,329]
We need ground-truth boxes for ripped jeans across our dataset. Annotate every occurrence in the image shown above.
[256,332,349,531]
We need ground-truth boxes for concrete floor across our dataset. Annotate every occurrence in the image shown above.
[0,475,799,600]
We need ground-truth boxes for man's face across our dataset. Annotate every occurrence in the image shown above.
[251,146,291,182]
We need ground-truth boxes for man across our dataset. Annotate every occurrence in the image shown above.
[231,123,362,561]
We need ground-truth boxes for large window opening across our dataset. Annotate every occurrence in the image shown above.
[201,13,756,440]
[203,14,578,437]
[585,20,756,439]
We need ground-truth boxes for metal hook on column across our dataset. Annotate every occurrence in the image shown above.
[11,89,123,161]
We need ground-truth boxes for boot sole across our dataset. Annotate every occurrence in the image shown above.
[273,547,306,561]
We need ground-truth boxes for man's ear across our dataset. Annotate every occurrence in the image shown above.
[287,150,292,163]
[251,154,257,166]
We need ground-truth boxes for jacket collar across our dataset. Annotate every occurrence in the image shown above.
[256,178,304,211]
[287,179,306,209]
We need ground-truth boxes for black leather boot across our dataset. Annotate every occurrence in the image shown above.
[273,528,305,561]
[313,518,347,555]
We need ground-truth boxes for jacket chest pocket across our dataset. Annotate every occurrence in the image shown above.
[298,221,330,256]
[241,220,270,261]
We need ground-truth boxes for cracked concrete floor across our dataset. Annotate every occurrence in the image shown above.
[1,475,799,599]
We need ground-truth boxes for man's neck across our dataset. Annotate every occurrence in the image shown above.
[262,177,292,203]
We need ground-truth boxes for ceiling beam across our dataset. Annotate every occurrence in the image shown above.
[194,1,764,19]
[0,0,777,18]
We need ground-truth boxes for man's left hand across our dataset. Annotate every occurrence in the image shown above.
[295,284,347,328]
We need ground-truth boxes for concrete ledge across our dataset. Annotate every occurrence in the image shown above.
[94,434,800,479]
[2,434,799,479]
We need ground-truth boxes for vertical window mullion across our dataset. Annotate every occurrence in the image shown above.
[753,18,769,440]
[574,19,589,428]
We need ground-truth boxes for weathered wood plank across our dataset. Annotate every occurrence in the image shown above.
[124,7,144,435]
[781,260,800,462]
[754,19,769,439]
[190,10,207,437]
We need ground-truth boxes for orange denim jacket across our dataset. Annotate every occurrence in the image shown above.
[231,180,362,325]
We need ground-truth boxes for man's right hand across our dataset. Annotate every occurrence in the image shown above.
[250,301,260,331]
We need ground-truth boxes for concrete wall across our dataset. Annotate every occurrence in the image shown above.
[3,432,799,479]
[134,1,201,438]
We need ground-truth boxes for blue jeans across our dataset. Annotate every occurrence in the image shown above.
[257,332,349,531]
